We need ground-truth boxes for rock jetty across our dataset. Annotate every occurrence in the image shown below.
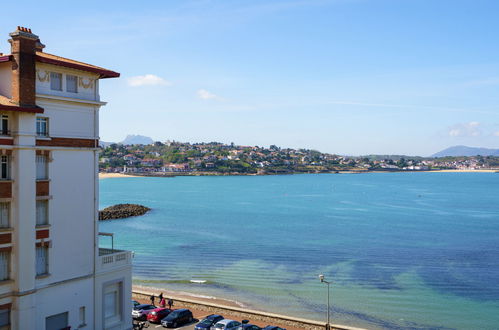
[99,204,150,221]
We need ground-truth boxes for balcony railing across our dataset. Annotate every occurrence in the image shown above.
[97,248,132,272]
[97,232,132,273]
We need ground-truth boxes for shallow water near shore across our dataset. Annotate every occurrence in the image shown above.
[99,173,499,329]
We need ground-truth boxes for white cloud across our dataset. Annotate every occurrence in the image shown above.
[127,74,171,87]
[197,89,223,101]
[493,131,499,137]
[448,121,482,137]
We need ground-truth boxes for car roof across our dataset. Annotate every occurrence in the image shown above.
[137,304,154,308]
[174,308,189,312]
[206,314,223,319]
[152,307,168,311]
[216,319,236,325]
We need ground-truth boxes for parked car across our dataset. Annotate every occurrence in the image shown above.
[132,300,140,307]
[262,327,286,330]
[241,320,261,330]
[161,308,193,328]
[212,319,243,330]
[194,314,224,330]
[132,304,156,320]
[147,307,172,323]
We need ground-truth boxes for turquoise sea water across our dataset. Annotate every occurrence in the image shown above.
[99,173,499,329]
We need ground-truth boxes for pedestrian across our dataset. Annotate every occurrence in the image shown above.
[159,292,163,302]
[150,294,155,305]
[167,298,173,309]
[160,297,166,308]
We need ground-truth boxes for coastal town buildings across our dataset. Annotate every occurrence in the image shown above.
[0,27,132,329]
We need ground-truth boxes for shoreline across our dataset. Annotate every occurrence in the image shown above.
[99,169,498,179]
[131,285,363,330]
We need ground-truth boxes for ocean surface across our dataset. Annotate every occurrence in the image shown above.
[99,173,499,329]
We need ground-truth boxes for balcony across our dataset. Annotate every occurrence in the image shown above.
[97,248,132,273]
[97,232,132,273]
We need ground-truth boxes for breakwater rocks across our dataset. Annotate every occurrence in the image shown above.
[99,204,150,221]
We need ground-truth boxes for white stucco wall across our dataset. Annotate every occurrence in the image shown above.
[35,277,94,330]
[35,100,97,139]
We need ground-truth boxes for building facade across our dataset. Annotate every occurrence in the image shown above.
[0,27,132,330]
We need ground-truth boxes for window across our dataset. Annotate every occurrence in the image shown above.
[104,282,122,326]
[79,306,86,327]
[50,72,62,91]
[0,115,8,135]
[0,203,9,228]
[66,75,78,93]
[36,117,48,137]
[45,312,68,330]
[0,156,9,180]
[0,251,10,281]
[36,155,49,180]
[36,200,48,226]
[0,309,9,328]
[36,246,48,276]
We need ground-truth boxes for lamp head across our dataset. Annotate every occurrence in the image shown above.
[319,274,324,282]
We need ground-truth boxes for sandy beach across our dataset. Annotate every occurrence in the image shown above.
[99,172,142,179]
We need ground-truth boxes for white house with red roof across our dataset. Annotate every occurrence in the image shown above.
[0,27,132,330]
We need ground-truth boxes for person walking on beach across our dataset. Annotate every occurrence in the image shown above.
[158,292,163,302]
[167,298,173,309]
[150,294,155,305]
[160,297,166,308]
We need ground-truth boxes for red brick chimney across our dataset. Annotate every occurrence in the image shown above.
[8,26,44,107]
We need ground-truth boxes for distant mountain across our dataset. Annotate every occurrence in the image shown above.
[121,135,154,145]
[99,141,115,148]
[432,146,499,157]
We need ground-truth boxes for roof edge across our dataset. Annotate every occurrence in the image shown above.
[0,104,44,114]
[36,54,120,79]
[0,55,12,63]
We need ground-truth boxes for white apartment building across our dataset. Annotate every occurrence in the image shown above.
[0,27,132,329]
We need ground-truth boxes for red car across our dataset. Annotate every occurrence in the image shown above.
[147,308,172,323]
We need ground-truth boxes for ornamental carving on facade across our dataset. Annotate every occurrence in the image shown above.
[79,77,94,89]
[36,70,50,82]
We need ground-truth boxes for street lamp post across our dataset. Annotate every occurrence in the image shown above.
[319,274,331,330]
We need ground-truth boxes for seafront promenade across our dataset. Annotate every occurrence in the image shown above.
[132,286,365,330]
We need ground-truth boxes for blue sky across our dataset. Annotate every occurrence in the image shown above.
[1,0,498,156]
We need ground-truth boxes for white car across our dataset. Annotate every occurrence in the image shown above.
[212,319,242,330]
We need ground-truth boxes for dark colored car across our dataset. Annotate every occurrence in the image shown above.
[262,327,286,330]
[132,304,156,320]
[195,314,224,330]
[132,300,140,307]
[241,320,261,330]
[147,307,172,323]
[161,308,194,328]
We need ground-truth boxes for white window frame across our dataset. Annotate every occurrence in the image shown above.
[50,72,62,91]
[79,306,86,327]
[0,156,10,180]
[66,74,78,93]
[36,117,49,137]
[36,246,49,276]
[0,202,9,228]
[36,155,49,180]
[36,200,48,226]
[0,115,8,136]
[0,251,10,281]
[103,281,122,327]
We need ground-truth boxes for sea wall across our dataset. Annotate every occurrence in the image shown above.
[132,288,364,330]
